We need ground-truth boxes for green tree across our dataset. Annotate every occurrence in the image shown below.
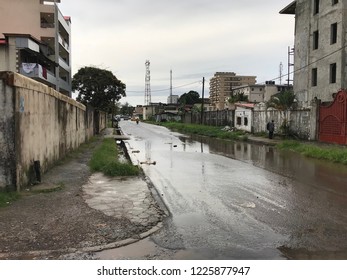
[120,102,135,116]
[228,92,249,104]
[178,90,200,106]
[72,66,126,113]
[266,90,296,136]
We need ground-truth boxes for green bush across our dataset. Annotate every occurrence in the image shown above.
[89,138,139,176]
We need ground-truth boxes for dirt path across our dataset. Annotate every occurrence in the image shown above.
[0,135,164,260]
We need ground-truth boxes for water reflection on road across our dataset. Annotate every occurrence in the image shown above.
[100,122,347,260]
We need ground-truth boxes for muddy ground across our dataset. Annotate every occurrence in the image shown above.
[0,136,164,260]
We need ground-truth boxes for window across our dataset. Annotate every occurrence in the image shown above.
[237,117,242,125]
[331,23,337,44]
[330,63,337,84]
[244,117,248,126]
[312,68,318,87]
[332,0,338,5]
[314,0,320,14]
[313,30,319,49]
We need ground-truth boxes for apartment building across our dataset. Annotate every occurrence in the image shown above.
[209,72,256,110]
[280,0,345,107]
[0,0,71,96]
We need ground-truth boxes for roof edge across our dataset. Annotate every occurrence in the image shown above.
[280,1,296,15]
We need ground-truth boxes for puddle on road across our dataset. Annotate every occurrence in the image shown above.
[95,237,233,260]
[278,246,347,260]
[95,238,198,260]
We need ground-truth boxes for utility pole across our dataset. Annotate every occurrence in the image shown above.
[200,77,205,124]
[170,69,173,104]
[287,46,294,87]
[279,62,283,85]
[145,60,151,105]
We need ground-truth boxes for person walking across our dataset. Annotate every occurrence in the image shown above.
[267,120,275,139]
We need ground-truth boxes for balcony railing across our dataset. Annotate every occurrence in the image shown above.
[20,63,56,85]
[58,35,69,51]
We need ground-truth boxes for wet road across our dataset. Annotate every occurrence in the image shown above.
[103,121,347,259]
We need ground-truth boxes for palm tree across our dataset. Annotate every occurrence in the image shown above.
[266,90,296,136]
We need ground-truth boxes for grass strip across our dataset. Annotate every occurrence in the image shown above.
[89,138,139,176]
[0,190,20,208]
[158,122,248,141]
[277,140,347,165]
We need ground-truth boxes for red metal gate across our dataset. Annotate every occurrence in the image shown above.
[319,90,347,145]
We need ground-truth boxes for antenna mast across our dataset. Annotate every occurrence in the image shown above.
[145,60,151,105]
[287,46,294,86]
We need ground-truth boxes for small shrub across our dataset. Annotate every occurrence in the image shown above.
[89,138,139,176]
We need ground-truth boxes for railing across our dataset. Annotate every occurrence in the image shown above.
[58,35,69,51]
[20,63,56,85]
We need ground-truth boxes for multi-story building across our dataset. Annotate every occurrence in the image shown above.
[209,72,256,110]
[280,0,344,107]
[232,82,293,104]
[0,0,71,96]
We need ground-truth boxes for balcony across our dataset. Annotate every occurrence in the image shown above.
[58,34,69,51]
[20,63,57,87]
[59,57,70,72]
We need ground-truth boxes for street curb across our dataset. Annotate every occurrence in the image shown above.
[0,223,164,259]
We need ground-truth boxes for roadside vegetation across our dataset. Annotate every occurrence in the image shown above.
[277,140,347,165]
[156,122,248,141]
[0,190,20,208]
[154,121,347,165]
[89,138,139,176]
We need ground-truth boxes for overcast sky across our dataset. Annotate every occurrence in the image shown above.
[58,0,295,106]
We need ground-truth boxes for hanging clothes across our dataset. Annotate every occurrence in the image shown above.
[22,63,37,74]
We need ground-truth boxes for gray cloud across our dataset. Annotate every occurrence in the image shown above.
[59,0,294,105]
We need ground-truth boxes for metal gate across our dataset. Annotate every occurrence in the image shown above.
[319,90,347,145]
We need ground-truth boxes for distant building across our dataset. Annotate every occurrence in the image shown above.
[231,82,293,104]
[0,0,72,96]
[280,0,345,107]
[209,72,256,110]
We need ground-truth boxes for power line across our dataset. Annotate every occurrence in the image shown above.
[268,43,347,84]
[127,80,201,93]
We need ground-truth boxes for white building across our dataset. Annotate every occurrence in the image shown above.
[234,103,254,133]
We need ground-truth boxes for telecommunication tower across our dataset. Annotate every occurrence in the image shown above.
[279,62,283,85]
[145,60,151,105]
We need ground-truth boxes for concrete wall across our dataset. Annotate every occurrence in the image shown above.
[0,74,16,189]
[183,110,234,127]
[252,104,312,139]
[0,72,106,190]
[182,106,314,140]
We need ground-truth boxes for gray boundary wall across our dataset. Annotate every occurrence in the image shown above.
[0,72,106,191]
[181,104,316,140]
